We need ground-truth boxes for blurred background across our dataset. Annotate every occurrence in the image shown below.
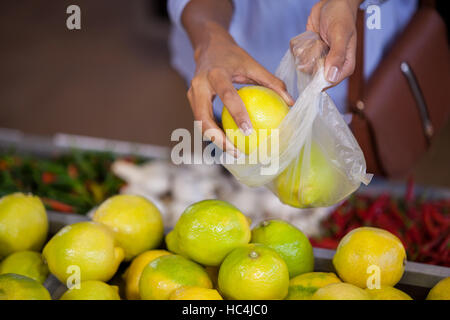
[0,0,449,186]
[0,1,449,266]
[0,0,191,146]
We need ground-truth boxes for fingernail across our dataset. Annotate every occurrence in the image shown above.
[288,95,295,105]
[327,66,340,83]
[226,147,240,159]
[282,92,294,105]
[240,122,253,136]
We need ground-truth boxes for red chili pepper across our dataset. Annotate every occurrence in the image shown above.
[376,215,407,247]
[67,164,78,178]
[374,213,397,234]
[420,234,445,256]
[42,198,74,213]
[425,253,443,265]
[423,206,440,238]
[438,234,449,253]
[332,211,348,234]
[322,218,333,230]
[41,172,56,184]
[365,194,389,222]
[344,222,361,235]
[355,207,366,221]
[310,237,339,250]
[390,201,408,228]
[318,193,449,266]
[406,224,422,245]
[429,206,449,227]
[406,206,419,220]
[0,160,8,170]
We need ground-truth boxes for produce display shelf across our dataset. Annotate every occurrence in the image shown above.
[45,211,450,300]
[314,248,450,299]
[0,129,168,160]
[3,129,450,199]
[4,130,449,299]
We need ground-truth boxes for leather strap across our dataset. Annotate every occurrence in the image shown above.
[421,0,436,7]
[348,9,365,112]
[348,9,383,175]
[347,1,442,177]
[348,0,435,111]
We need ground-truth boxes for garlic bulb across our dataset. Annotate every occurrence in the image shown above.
[111,156,335,232]
[112,160,171,197]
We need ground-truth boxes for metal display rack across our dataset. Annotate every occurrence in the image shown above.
[1,129,449,299]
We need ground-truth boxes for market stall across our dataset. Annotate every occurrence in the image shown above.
[1,130,449,300]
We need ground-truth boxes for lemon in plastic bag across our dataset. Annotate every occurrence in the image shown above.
[275,142,336,208]
[222,86,289,155]
[220,31,372,208]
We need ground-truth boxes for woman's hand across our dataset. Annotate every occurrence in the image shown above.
[182,0,293,156]
[188,23,294,156]
[293,0,362,85]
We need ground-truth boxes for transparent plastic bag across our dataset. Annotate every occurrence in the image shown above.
[221,31,372,208]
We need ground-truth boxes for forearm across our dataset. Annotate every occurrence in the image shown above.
[181,0,234,53]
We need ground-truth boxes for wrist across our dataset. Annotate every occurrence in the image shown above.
[347,0,364,10]
[182,0,234,60]
[193,21,235,62]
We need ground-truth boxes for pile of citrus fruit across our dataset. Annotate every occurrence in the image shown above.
[0,192,449,300]
[222,86,338,208]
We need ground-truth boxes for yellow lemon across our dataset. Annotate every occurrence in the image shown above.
[0,193,48,258]
[218,243,289,300]
[0,273,51,300]
[43,221,124,283]
[165,230,179,254]
[167,200,251,266]
[286,272,342,300]
[169,287,223,300]
[139,255,212,300]
[251,219,314,278]
[222,86,289,155]
[365,286,412,300]
[123,249,172,300]
[426,277,450,300]
[93,195,164,260]
[312,283,371,300]
[274,143,337,208]
[0,251,48,284]
[59,280,120,300]
[333,227,406,288]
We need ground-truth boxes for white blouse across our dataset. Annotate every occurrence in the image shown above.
[168,0,417,116]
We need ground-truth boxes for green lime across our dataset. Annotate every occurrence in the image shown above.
[0,251,48,284]
[218,244,289,300]
[251,219,314,277]
[60,280,120,300]
[167,200,251,266]
[286,272,341,300]
[139,255,212,300]
[0,273,51,300]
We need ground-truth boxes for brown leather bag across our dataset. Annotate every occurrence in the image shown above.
[349,4,450,178]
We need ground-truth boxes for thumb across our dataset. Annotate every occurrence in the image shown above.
[324,27,355,84]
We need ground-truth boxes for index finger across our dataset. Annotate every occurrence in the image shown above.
[208,69,253,136]
[188,83,240,158]
[247,64,295,106]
